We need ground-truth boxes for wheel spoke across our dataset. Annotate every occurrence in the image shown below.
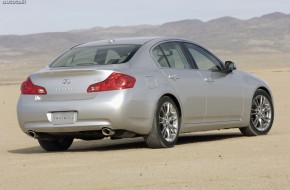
[169,115,177,122]
[262,116,270,124]
[252,117,259,127]
[166,103,170,115]
[251,109,258,116]
[263,105,271,112]
[160,106,166,115]
[159,117,166,124]
[161,126,167,136]
[258,118,263,128]
[259,96,264,106]
[253,98,259,107]
[168,124,175,132]
[166,128,170,138]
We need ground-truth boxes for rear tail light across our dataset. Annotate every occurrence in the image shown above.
[87,72,136,93]
[21,77,47,95]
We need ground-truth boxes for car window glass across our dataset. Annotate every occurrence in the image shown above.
[50,45,140,67]
[69,48,96,65]
[105,50,121,64]
[185,43,222,71]
[152,42,190,69]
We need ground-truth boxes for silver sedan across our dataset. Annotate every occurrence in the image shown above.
[17,37,274,151]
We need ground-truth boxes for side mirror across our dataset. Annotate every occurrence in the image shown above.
[224,61,237,73]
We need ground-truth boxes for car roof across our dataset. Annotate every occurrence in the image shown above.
[77,37,163,47]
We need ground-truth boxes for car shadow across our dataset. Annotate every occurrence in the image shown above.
[177,132,242,145]
[8,132,243,154]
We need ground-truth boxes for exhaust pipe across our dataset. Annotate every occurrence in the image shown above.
[27,130,39,139]
[26,130,56,140]
[102,128,115,136]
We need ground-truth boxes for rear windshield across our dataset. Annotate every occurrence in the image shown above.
[50,44,141,68]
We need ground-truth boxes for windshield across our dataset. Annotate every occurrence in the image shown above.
[50,44,141,68]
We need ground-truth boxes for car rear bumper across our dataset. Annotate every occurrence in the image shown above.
[17,89,154,135]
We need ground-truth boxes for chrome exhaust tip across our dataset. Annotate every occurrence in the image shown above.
[27,130,39,139]
[102,128,115,136]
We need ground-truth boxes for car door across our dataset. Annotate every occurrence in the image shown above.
[183,42,244,123]
[152,42,206,125]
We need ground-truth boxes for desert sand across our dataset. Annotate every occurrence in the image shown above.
[0,69,290,190]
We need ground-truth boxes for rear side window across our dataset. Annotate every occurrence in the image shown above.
[152,42,190,69]
[50,44,141,68]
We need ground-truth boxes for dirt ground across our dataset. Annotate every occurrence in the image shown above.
[0,70,289,190]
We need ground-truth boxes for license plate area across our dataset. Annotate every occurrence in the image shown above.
[50,112,77,125]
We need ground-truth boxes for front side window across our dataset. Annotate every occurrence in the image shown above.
[50,44,141,68]
[152,42,190,69]
[184,43,223,71]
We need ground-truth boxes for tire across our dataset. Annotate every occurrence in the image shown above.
[38,137,73,151]
[145,96,181,148]
[240,89,274,136]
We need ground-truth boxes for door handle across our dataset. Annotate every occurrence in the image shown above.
[169,74,180,81]
[205,77,214,83]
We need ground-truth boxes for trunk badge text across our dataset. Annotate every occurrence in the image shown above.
[62,79,71,84]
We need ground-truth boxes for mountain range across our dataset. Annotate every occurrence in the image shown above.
[0,12,290,65]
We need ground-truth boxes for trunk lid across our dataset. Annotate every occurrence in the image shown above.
[30,65,129,101]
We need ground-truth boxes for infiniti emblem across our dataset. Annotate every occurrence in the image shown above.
[62,79,71,84]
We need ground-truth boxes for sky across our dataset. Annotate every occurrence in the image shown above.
[0,0,289,35]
